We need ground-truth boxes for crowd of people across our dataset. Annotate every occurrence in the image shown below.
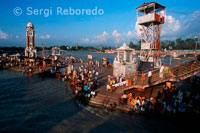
[118,80,200,114]
[62,60,100,103]
[107,74,126,91]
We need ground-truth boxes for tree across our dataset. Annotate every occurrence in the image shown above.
[128,41,140,50]
[60,45,67,50]
[161,40,175,50]
[176,38,185,49]
[129,41,134,48]
[185,38,195,50]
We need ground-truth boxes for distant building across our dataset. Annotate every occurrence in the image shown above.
[104,49,116,54]
[25,22,37,58]
[52,46,61,60]
[76,42,78,50]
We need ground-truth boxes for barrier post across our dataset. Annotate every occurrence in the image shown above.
[141,72,143,85]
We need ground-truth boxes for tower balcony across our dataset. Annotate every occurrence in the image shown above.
[137,13,164,26]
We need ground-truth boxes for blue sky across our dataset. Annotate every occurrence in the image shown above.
[0,0,200,47]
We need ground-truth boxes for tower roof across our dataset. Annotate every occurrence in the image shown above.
[117,42,133,51]
[137,2,165,12]
[27,22,34,28]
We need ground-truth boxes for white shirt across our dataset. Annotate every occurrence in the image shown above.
[148,71,152,77]
[160,66,164,73]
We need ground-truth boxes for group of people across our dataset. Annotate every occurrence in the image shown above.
[107,74,126,91]
[118,82,200,114]
[63,61,100,103]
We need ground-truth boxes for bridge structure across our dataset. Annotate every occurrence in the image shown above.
[42,49,68,55]
[133,50,200,58]
[123,59,200,91]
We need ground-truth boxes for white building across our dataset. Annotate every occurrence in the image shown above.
[113,43,139,76]
[52,46,61,60]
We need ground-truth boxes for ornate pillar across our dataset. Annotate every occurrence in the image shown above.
[124,51,126,61]
[131,51,133,62]
[117,51,119,61]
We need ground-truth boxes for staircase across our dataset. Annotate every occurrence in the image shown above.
[124,60,200,90]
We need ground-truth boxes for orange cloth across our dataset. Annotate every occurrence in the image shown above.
[142,73,145,80]
[142,96,146,100]
[151,97,156,105]
[131,99,135,106]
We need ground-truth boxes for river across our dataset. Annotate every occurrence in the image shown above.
[0,70,191,132]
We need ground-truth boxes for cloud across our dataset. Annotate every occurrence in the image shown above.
[127,31,134,38]
[178,11,200,38]
[127,30,140,39]
[16,35,19,39]
[82,38,90,43]
[39,34,50,39]
[0,29,8,39]
[95,31,108,42]
[130,15,181,40]
[161,11,200,40]
[126,22,141,41]
[90,40,95,43]
[162,15,180,36]
[112,30,121,43]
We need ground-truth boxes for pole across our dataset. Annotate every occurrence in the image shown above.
[196,40,197,60]
[169,46,172,66]
[195,36,199,61]
[170,52,172,66]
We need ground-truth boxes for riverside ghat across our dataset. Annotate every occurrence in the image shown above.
[1,2,200,115]
[1,29,200,114]
[63,42,200,114]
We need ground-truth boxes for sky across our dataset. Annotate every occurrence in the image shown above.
[0,0,200,47]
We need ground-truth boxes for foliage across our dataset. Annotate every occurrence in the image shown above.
[160,38,197,50]
[129,41,140,50]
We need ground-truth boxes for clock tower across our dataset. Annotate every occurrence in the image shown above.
[25,22,37,58]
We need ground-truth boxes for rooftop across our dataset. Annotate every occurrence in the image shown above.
[116,42,133,51]
[137,2,165,13]
[27,22,34,28]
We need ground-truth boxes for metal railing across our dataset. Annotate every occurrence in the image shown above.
[124,59,200,89]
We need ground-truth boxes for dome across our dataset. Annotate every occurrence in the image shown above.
[27,22,34,28]
[117,42,133,51]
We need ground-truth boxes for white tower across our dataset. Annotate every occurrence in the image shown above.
[137,2,165,67]
[25,22,37,58]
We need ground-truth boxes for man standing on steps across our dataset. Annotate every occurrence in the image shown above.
[148,69,152,84]
[159,64,164,79]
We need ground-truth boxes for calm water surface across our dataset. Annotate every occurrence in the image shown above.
[0,70,191,133]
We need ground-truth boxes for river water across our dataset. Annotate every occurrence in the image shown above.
[0,70,189,133]
[0,52,195,132]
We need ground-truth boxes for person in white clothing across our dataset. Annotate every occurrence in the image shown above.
[159,64,164,78]
[148,69,152,84]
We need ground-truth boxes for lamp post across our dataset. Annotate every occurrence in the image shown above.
[169,46,172,66]
[195,36,199,60]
